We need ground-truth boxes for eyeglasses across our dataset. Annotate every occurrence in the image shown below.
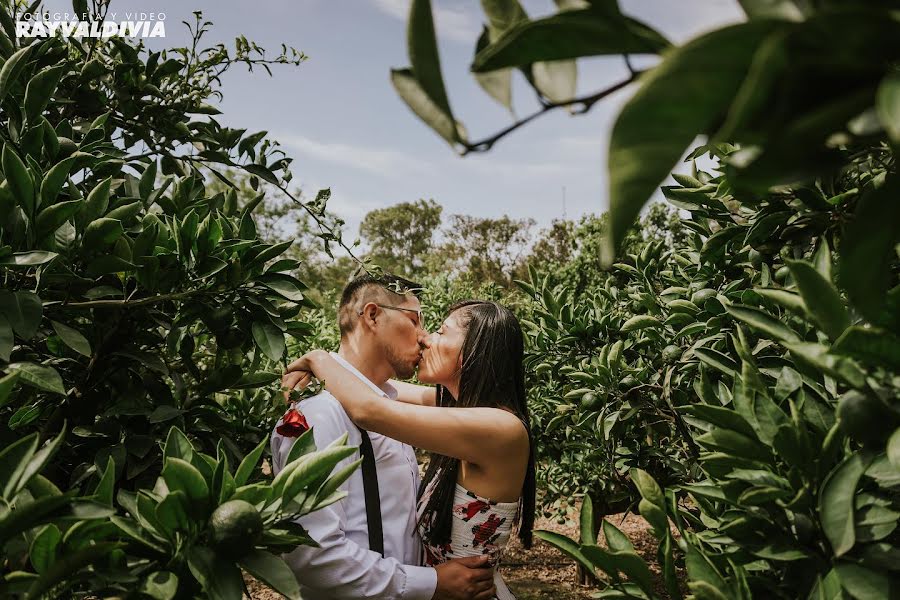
[358,304,422,328]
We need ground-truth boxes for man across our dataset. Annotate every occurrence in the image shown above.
[272,273,496,600]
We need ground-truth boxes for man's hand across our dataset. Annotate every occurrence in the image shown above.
[433,555,495,600]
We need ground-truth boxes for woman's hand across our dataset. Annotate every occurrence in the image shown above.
[281,349,328,402]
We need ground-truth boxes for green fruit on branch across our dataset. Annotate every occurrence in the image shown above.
[837,390,900,445]
[208,499,264,558]
[662,345,682,365]
[580,392,603,412]
[57,137,78,158]
[618,375,639,392]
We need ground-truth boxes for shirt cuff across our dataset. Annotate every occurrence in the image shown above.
[403,565,438,600]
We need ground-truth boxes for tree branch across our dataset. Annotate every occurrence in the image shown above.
[50,290,202,309]
[460,73,643,156]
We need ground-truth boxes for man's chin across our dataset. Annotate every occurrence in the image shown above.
[393,363,418,380]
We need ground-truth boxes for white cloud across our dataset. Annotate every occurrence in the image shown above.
[279,133,435,178]
[371,0,479,43]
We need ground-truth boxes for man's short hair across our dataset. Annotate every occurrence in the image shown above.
[338,273,422,337]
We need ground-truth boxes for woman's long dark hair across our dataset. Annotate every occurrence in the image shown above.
[417,300,536,548]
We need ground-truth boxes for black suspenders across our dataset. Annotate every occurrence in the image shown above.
[357,426,384,556]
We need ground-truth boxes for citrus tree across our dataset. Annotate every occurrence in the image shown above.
[392,1,900,597]
[0,1,359,596]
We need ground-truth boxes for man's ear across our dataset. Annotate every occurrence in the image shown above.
[360,302,379,331]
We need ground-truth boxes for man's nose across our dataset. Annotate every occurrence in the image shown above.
[418,331,432,347]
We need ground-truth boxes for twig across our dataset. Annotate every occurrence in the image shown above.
[50,290,201,309]
[460,73,643,156]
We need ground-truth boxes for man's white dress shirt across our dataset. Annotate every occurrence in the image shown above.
[271,353,437,600]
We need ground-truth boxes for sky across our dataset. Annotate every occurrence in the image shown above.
[38,0,745,242]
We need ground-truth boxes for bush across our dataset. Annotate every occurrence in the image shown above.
[0,4,357,596]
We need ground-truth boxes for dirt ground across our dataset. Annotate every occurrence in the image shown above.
[243,506,665,600]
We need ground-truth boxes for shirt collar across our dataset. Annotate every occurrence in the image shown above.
[330,351,398,400]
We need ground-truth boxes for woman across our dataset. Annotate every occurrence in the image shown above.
[283,300,535,600]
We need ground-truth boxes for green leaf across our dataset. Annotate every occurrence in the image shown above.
[581,544,655,597]
[888,428,900,469]
[603,21,775,264]
[601,519,634,553]
[313,458,361,505]
[285,427,317,466]
[25,542,119,600]
[0,433,39,498]
[35,199,82,239]
[79,177,112,227]
[19,425,66,496]
[876,70,900,143]
[2,145,34,216]
[532,59,577,104]
[695,428,771,462]
[9,404,41,429]
[579,494,596,545]
[839,172,900,320]
[260,278,305,302]
[756,287,807,314]
[693,347,738,378]
[724,303,801,343]
[0,250,58,267]
[24,65,64,121]
[252,322,285,361]
[785,342,867,389]
[473,27,513,113]
[163,427,195,463]
[834,563,892,600]
[737,0,805,20]
[391,68,465,146]
[7,362,65,395]
[281,446,357,504]
[630,468,664,508]
[239,551,301,600]
[138,571,178,600]
[819,452,872,557]
[0,290,42,339]
[0,313,11,362]
[235,436,268,487]
[91,456,115,507]
[155,490,190,535]
[787,259,849,340]
[51,320,91,357]
[162,457,209,508]
[833,326,900,370]
[232,372,279,390]
[621,315,662,332]
[139,161,157,201]
[244,163,278,184]
[0,45,32,102]
[680,404,757,438]
[187,546,244,600]
[29,524,61,573]
[471,8,669,72]
[534,530,596,574]
[85,255,136,277]
[0,371,20,407]
[408,0,455,133]
[684,543,728,591]
[83,217,124,247]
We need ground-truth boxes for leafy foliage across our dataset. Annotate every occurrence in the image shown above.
[0,424,354,599]
[0,2,359,595]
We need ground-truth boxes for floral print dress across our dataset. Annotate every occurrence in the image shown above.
[417,473,519,600]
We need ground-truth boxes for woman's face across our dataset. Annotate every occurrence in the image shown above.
[417,310,467,387]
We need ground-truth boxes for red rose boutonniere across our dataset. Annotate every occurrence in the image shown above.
[276,407,310,438]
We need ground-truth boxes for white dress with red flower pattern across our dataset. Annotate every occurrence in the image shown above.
[417,474,519,600]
